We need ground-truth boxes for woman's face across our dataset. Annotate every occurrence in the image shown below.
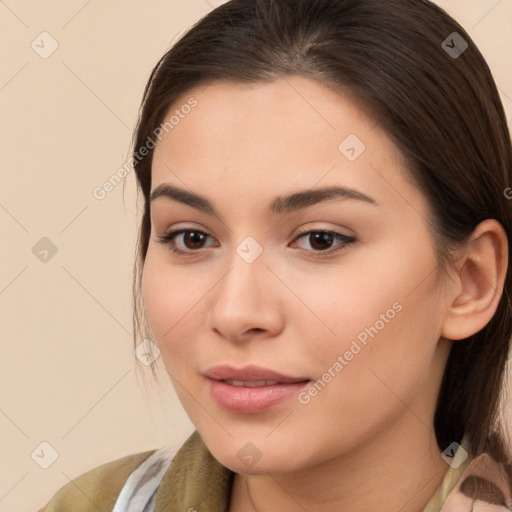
[142,76,453,474]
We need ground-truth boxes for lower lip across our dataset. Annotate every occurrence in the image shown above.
[206,378,310,414]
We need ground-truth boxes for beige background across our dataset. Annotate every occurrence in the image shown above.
[1,1,511,511]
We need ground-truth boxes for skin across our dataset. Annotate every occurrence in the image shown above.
[142,76,508,512]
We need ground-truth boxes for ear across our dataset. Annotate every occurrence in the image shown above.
[441,219,508,341]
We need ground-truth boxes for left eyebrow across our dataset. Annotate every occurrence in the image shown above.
[150,183,378,218]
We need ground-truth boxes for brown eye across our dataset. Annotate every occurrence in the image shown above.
[308,232,335,251]
[155,229,217,254]
[181,231,208,249]
[292,230,356,255]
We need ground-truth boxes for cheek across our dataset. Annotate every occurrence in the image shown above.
[141,251,198,361]
[142,252,168,335]
[296,238,441,393]
[289,252,406,356]
[294,276,407,389]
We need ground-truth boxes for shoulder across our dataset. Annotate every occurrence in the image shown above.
[440,452,512,511]
[37,449,158,512]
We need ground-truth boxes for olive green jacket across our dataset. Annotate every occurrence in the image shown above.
[38,430,512,511]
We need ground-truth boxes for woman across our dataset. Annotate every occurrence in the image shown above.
[39,0,512,510]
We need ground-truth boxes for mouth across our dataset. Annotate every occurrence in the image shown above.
[222,379,287,387]
[203,364,311,414]
[203,364,310,383]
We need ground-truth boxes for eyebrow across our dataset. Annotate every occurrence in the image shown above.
[150,183,378,217]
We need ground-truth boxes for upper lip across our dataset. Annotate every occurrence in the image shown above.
[203,364,310,383]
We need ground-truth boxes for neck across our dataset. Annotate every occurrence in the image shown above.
[229,417,449,512]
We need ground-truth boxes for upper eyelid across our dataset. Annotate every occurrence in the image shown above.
[163,226,349,239]
[161,220,353,236]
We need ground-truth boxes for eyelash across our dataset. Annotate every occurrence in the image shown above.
[155,227,356,258]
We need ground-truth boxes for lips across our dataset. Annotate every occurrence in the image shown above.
[203,364,311,414]
[203,364,310,383]
[224,379,280,387]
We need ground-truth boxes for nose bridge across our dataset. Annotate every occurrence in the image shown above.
[218,236,268,303]
[207,235,281,339]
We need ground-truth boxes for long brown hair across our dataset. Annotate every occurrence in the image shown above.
[129,0,512,466]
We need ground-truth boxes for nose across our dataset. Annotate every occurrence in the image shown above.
[207,250,284,343]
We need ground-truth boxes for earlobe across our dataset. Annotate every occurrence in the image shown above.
[440,219,508,341]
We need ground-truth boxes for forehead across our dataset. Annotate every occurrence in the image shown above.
[150,77,427,217]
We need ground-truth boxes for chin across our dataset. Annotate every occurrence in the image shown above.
[192,416,310,473]
[204,436,306,476]
[217,452,296,476]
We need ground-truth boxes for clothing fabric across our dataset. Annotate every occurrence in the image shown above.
[111,445,175,512]
[39,430,512,511]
